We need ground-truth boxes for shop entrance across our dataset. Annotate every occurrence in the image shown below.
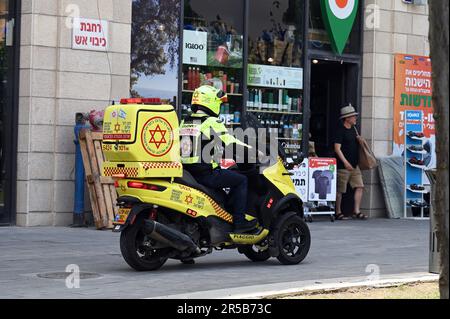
[309,59,359,156]
[0,0,19,225]
[309,58,360,215]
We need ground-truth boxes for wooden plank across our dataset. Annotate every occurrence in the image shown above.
[91,132,103,141]
[79,130,104,229]
[110,186,118,215]
[85,130,109,228]
[94,138,115,228]
[100,176,114,184]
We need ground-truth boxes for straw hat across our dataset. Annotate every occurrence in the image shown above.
[340,104,359,119]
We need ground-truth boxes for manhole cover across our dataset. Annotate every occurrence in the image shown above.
[37,272,101,280]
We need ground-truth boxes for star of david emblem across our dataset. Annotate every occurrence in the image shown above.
[185,195,193,205]
[114,123,121,132]
[148,124,167,149]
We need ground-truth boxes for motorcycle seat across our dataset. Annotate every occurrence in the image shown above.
[174,170,226,206]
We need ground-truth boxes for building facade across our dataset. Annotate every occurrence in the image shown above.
[0,0,430,226]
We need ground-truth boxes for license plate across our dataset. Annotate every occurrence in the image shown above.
[114,208,131,225]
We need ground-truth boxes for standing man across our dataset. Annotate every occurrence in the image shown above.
[334,105,368,220]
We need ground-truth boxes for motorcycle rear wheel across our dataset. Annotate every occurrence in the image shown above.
[238,245,271,262]
[120,221,168,271]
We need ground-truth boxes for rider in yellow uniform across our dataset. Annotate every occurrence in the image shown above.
[180,85,257,233]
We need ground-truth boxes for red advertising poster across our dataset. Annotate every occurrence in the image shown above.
[393,54,435,170]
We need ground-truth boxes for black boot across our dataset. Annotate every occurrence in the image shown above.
[234,219,258,233]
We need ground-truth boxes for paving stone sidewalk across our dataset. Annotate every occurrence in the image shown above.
[0,219,429,299]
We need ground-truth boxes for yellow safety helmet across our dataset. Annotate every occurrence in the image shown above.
[191,85,228,117]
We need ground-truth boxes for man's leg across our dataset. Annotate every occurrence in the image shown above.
[336,170,350,219]
[350,167,367,219]
[196,170,255,230]
[336,192,343,215]
[214,170,248,224]
[354,187,364,214]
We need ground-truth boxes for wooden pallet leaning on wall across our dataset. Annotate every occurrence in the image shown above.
[79,129,118,229]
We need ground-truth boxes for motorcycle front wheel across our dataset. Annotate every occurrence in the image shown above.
[120,220,169,271]
[274,213,311,265]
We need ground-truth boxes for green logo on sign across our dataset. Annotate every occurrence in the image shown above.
[321,0,359,55]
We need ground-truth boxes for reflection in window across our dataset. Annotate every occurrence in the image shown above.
[130,0,180,101]
[183,0,245,70]
[181,0,245,121]
[248,0,304,68]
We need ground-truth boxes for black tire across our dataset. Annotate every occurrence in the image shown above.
[120,221,168,271]
[274,213,311,265]
[239,245,271,262]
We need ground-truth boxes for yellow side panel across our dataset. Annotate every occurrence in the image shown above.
[102,104,180,163]
[116,179,234,224]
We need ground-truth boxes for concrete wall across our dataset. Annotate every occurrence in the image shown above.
[361,0,430,218]
[17,0,132,226]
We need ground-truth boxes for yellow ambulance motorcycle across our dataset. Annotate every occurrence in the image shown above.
[102,98,310,271]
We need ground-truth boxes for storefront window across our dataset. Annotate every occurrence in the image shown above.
[181,0,245,122]
[247,0,305,156]
[130,0,181,101]
[308,0,361,54]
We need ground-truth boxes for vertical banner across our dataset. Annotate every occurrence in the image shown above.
[404,111,429,218]
[393,54,435,171]
[289,159,309,203]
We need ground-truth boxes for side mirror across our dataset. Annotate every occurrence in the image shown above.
[291,152,305,166]
[298,152,305,164]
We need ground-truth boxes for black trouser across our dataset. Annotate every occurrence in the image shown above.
[196,169,248,224]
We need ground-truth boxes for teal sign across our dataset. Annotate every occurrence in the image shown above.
[320,0,359,55]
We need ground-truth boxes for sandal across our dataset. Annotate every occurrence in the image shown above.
[335,213,349,220]
[352,212,368,220]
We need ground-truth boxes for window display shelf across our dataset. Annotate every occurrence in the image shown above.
[407,131,427,141]
[182,90,243,97]
[406,201,429,209]
[406,148,428,155]
[277,137,302,141]
[408,136,427,141]
[407,187,428,194]
[407,162,427,170]
[247,109,303,115]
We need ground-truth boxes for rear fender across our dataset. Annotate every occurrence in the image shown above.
[112,196,153,232]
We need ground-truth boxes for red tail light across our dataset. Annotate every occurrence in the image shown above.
[128,181,145,189]
[127,181,166,191]
[114,180,119,188]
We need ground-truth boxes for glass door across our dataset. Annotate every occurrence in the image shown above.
[0,0,18,225]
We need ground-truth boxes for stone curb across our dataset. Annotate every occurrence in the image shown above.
[149,272,439,299]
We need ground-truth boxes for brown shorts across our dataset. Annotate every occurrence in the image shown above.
[337,167,365,194]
